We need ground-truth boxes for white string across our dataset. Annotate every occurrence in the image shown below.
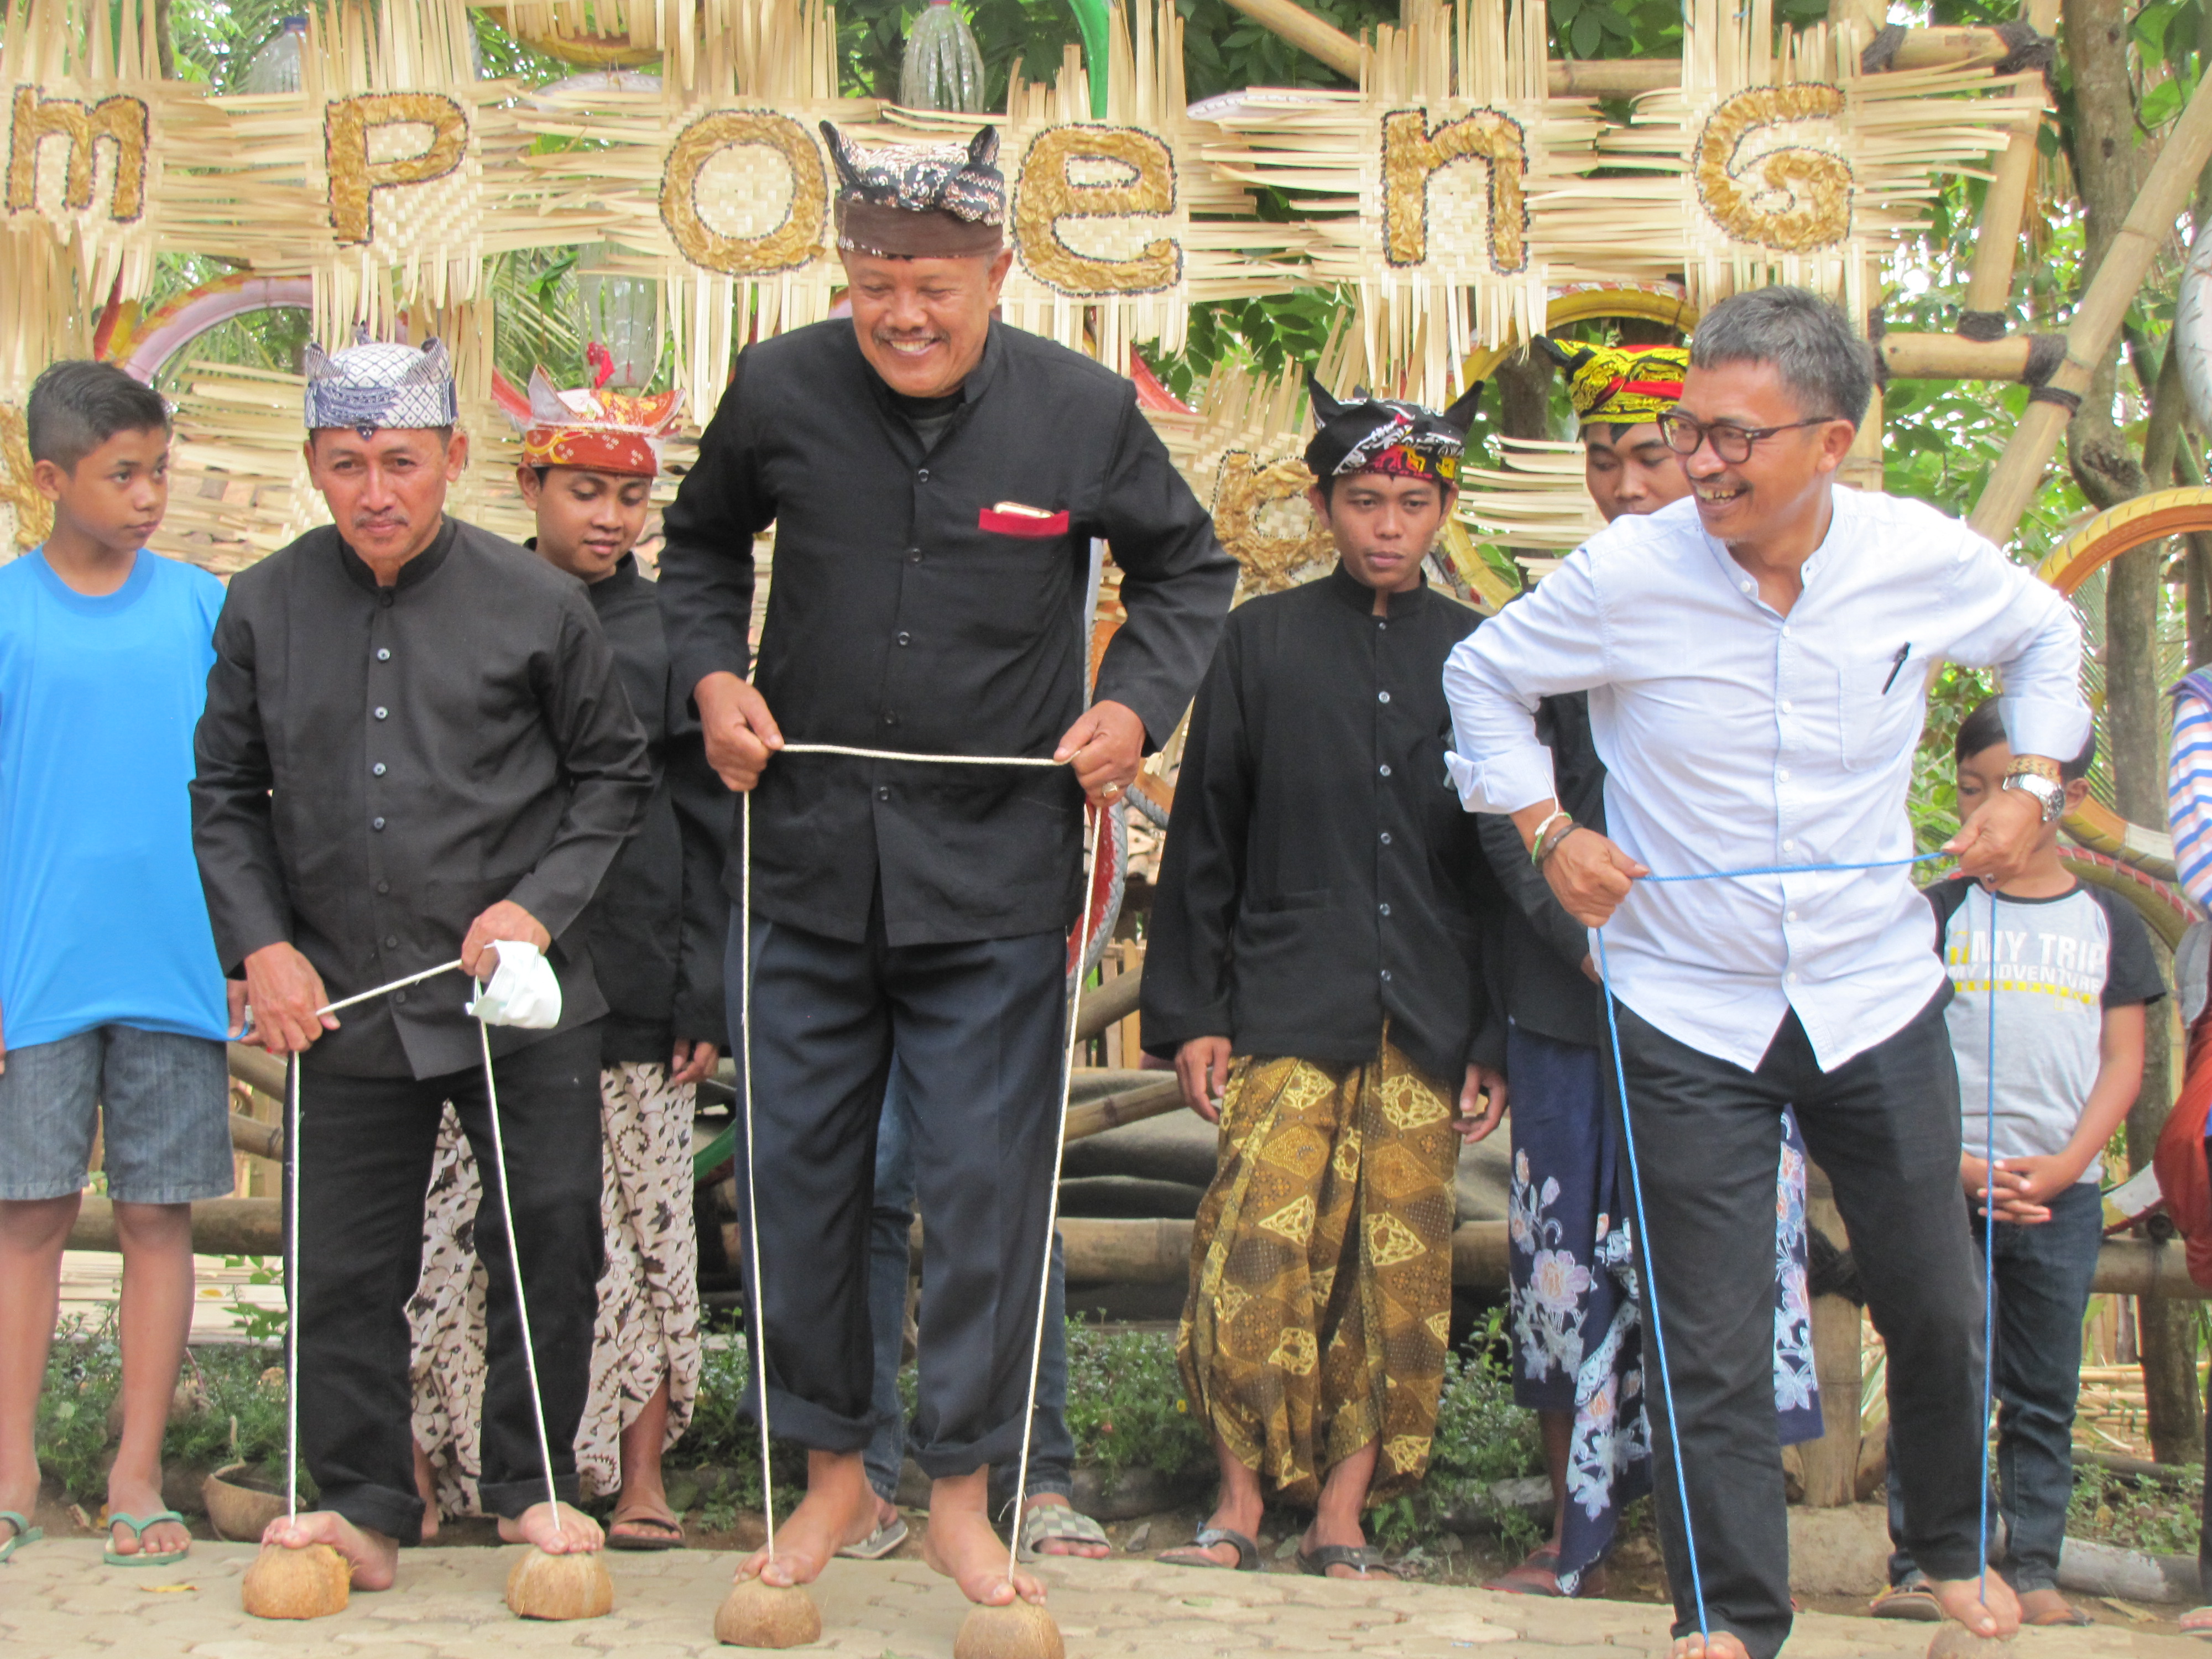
[317,958,465,1017]
[474,999,564,1520]
[733,739,1099,1577]
[1004,815,1104,1585]
[284,1053,301,1521]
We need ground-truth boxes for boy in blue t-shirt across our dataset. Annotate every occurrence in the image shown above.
[1874,699,2162,1627]
[0,362,237,1568]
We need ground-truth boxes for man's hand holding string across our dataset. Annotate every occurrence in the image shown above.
[1176,1035,1233,1124]
[461,901,551,980]
[1054,699,1144,806]
[1455,1064,1508,1144]
[1511,797,1646,928]
[696,671,783,792]
[243,941,338,1055]
[1944,770,2048,883]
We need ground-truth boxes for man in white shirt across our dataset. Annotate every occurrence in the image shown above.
[1443,287,2088,1659]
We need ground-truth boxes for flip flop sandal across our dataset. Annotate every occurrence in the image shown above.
[1867,1583,1944,1622]
[606,1511,686,1552]
[1484,1557,1564,1596]
[0,1511,41,1566]
[104,1510,190,1567]
[2179,1606,2212,1640]
[1017,1502,1110,1561]
[1297,1543,1393,1580]
[836,1516,909,1560]
[1158,1526,1260,1571]
[2023,1602,2095,1627]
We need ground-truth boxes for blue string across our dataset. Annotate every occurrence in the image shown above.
[1978,889,1999,1618]
[1593,842,1953,1649]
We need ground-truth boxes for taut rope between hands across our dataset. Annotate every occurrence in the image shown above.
[733,742,1103,1585]
[1594,847,1990,1648]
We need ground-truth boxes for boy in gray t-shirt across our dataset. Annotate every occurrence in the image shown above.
[1875,699,2162,1627]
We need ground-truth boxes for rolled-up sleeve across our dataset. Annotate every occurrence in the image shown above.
[1942,535,2090,765]
[1443,552,1611,815]
[1088,394,1239,749]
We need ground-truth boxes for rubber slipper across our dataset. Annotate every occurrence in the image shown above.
[1484,1558,1564,1595]
[836,1516,909,1559]
[2178,1606,2212,1640]
[0,1511,41,1566]
[1017,1501,1109,1561]
[1297,1543,1394,1580]
[606,1510,686,1552]
[104,1509,190,1567]
[1868,1583,1943,1622]
[2022,1601,2095,1627]
[1158,1526,1260,1571]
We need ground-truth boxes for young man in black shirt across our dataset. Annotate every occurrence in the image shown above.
[1142,380,1505,1579]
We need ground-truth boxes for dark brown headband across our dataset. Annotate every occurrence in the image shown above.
[834,199,1004,260]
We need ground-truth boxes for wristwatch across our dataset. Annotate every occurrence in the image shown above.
[2001,770,2064,824]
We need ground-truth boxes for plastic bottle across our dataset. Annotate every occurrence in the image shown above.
[900,1,986,113]
[242,16,307,95]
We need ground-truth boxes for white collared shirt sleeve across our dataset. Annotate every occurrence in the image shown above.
[1936,530,2092,765]
[1442,547,1610,814]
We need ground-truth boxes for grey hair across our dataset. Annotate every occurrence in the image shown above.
[1687,287,1874,426]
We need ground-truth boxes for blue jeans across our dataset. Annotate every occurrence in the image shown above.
[864,1063,1074,1514]
[0,1024,231,1203]
[1887,1178,2103,1594]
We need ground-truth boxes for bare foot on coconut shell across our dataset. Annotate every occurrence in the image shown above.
[737,1480,879,1588]
[1669,1632,1751,1659]
[260,1512,398,1591]
[498,1501,603,1554]
[1926,1573,2021,1640]
[924,1501,1046,1608]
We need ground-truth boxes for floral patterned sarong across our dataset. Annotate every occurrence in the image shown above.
[1177,1035,1459,1508]
[409,1062,702,1511]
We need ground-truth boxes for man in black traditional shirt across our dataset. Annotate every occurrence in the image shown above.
[655,125,1235,1606]
[192,337,653,1592]
[1141,381,1506,1580]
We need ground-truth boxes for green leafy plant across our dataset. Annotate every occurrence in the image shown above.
[1063,1319,1209,1485]
[218,1254,289,1347]
[35,1313,119,1504]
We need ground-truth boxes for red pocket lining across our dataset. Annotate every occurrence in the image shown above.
[978,507,1070,538]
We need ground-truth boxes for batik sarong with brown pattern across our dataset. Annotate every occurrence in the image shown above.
[1176,1034,1459,1508]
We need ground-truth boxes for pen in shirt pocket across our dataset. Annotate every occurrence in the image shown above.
[1880,643,1912,694]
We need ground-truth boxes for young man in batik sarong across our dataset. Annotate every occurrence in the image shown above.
[1479,340,1825,1599]
[1141,378,1507,1580]
[408,372,729,1551]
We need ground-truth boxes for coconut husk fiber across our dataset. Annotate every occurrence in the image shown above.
[504,1545,615,1620]
[239,1541,350,1619]
[954,1600,1066,1659]
[714,1577,822,1648]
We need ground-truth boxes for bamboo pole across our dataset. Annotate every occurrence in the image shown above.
[1970,69,2212,545]
[1881,332,2049,379]
[1959,0,2062,328]
[1217,0,1363,79]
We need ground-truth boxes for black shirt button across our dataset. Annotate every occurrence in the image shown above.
[372,817,385,830]
[1379,764,1392,778]
[372,762,387,776]
[394,989,408,1005]
[1379,902,1391,917]
[1377,690,1391,704]
[877,786,891,801]
[907,549,922,563]
[896,632,911,646]
[1379,831,1391,846]
[881,710,898,726]
[1380,968,1392,982]
[379,593,394,608]
[376,880,390,894]
[384,936,398,949]
[916,467,930,483]
[377,648,391,662]
[374,707,388,720]
[1378,620,1388,630]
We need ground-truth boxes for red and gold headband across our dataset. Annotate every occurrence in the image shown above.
[492,364,680,478]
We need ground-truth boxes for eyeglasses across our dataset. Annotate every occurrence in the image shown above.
[1656,410,1838,465]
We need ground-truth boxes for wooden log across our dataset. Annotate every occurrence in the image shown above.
[227,1041,285,1099]
[1959,0,2061,325]
[1971,70,2212,543]
[69,1196,281,1255]
[1074,968,1142,1044]
[1063,1077,1183,1144]
[1880,332,2045,380]
[229,1112,283,1162]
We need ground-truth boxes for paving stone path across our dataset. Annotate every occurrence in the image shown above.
[1,1541,2199,1658]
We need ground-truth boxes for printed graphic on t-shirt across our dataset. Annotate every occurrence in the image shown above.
[1926,878,2163,1183]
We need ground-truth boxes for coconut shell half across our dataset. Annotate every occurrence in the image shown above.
[954,1600,1065,1659]
[504,1545,615,1620]
[1926,1627,2011,1659]
[241,1541,351,1620]
[714,1577,822,1648]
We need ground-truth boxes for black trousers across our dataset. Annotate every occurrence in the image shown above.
[1610,989,1982,1659]
[290,1022,604,1542]
[729,910,1066,1478]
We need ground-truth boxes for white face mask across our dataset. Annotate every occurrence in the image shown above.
[466,938,564,1031]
